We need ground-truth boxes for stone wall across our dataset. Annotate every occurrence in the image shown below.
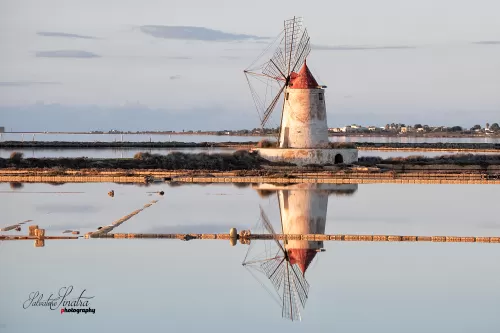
[254,148,358,166]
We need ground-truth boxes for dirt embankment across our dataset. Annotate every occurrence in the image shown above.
[1,151,500,173]
[0,150,273,171]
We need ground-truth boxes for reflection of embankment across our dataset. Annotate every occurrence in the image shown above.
[255,183,357,198]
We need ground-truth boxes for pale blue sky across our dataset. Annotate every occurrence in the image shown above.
[1,0,499,130]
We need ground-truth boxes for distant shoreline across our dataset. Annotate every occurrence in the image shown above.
[2,131,499,138]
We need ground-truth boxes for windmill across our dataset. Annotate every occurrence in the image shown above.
[242,206,310,321]
[244,17,331,151]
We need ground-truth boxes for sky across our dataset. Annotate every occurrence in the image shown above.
[0,0,499,131]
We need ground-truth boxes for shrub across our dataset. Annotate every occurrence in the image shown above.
[256,139,277,148]
[329,142,356,149]
[133,152,152,160]
[9,151,24,162]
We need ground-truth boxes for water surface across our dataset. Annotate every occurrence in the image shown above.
[0,182,499,332]
[1,132,498,143]
[1,147,497,159]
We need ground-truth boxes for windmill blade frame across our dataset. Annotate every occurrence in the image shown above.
[261,84,285,127]
[259,206,286,254]
[290,263,310,307]
[282,262,301,321]
[244,16,311,132]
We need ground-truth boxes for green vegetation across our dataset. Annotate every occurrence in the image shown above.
[0,151,269,171]
[1,151,499,172]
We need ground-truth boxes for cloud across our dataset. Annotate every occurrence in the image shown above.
[0,81,61,87]
[166,56,192,60]
[35,50,100,58]
[473,41,500,45]
[37,31,98,39]
[140,25,268,41]
[312,44,416,51]
[169,75,181,80]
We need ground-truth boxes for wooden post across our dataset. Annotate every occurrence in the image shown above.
[29,225,39,236]
[34,228,45,238]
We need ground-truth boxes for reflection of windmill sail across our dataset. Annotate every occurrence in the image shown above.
[244,207,310,321]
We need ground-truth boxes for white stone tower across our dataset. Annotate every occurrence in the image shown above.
[279,60,329,149]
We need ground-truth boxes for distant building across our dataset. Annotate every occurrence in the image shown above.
[341,126,353,133]
[0,126,4,133]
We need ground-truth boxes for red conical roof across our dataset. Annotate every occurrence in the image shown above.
[288,60,319,89]
[288,248,317,274]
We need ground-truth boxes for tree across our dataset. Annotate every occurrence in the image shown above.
[414,124,423,129]
[471,124,481,131]
[450,126,463,132]
[490,123,500,131]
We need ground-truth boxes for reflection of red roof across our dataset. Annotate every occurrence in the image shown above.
[288,248,317,274]
[289,60,319,89]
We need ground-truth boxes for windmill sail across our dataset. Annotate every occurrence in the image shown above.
[244,17,311,128]
[242,206,310,321]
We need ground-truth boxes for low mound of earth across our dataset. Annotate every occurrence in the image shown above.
[1,151,500,172]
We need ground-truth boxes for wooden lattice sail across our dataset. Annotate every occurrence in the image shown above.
[244,17,312,134]
[242,206,310,321]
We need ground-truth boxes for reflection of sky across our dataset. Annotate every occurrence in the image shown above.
[1,183,499,332]
[1,146,499,159]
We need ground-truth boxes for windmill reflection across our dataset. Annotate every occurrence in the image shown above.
[242,183,358,321]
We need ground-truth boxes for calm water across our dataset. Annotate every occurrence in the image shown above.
[0,147,236,159]
[1,147,498,159]
[1,132,499,143]
[1,182,499,332]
